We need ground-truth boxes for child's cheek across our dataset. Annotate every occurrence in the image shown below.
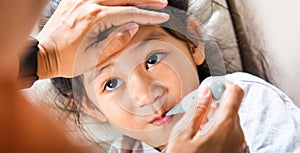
[150,62,183,101]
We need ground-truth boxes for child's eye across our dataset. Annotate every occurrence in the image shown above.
[104,78,123,91]
[146,53,165,69]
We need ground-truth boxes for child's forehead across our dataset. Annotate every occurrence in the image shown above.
[98,26,172,64]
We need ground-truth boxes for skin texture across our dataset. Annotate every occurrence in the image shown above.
[83,26,204,148]
[82,25,245,152]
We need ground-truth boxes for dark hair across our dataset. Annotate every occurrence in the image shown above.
[43,0,210,124]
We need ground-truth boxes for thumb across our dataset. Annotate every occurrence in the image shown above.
[170,85,212,141]
[186,85,212,137]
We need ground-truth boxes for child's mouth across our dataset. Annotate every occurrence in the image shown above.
[151,113,173,126]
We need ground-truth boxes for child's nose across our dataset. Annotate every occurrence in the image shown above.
[127,67,165,106]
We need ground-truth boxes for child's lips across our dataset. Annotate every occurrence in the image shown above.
[151,115,173,126]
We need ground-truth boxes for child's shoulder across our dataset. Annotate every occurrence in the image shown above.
[225,72,271,86]
[225,72,289,99]
[225,72,295,107]
[225,72,300,152]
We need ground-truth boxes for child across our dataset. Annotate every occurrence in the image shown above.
[49,0,300,152]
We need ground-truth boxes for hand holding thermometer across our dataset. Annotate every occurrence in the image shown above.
[165,76,226,135]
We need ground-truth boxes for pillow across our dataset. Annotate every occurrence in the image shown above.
[188,0,242,73]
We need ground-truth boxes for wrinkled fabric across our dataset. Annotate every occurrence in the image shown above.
[228,72,300,153]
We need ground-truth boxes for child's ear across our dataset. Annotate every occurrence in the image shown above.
[188,42,205,65]
[81,97,107,122]
[186,17,205,65]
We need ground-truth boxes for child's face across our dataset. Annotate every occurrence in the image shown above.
[83,26,204,148]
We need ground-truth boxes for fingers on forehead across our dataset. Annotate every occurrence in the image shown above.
[95,0,167,8]
[104,6,169,26]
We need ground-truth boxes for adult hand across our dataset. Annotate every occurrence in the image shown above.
[36,0,169,79]
[166,82,246,153]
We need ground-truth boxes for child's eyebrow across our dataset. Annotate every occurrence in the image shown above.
[95,63,113,77]
[144,31,167,41]
[87,63,114,85]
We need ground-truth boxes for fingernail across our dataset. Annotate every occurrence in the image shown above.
[198,85,210,97]
[128,26,139,38]
[159,0,167,3]
[156,13,169,23]
[161,13,170,19]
